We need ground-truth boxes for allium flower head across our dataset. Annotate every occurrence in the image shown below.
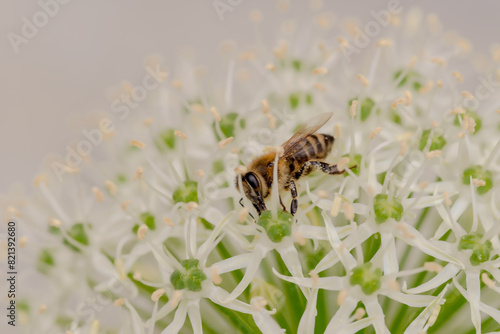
[2,3,500,334]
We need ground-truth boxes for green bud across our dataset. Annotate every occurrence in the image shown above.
[116,174,127,184]
[393,69,422,90]
[458,233,493,266]
[462,165,493,195]
[350,263,382,295]
[373,194,403,224]
[173,181,199,203]
[170,259,207,292]
[63,223,90,252]
[258,210,293,243]
[157,129,176,150]
[419,129,446,151]
[291,59,302,71]
[289,93,300,110]
[37,249,55,274]
[140,212,156,230]
[216,112,245,139]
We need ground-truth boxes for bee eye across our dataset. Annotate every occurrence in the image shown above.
[245,173,260,189]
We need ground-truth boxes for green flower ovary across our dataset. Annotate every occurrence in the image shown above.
[373,194,403,224]
[215,112,246,140]
[170,259,207,292]
[462,165,493,195]
[349,263,382,295]
[419,129,446,151]
[258,210,293,243]
[458,233,493,266]
[173,181,199,203]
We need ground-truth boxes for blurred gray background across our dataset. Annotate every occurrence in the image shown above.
[2,0,500,191]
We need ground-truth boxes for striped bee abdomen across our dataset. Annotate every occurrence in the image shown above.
[293,133,334,164]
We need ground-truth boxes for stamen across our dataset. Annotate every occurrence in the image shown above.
[471,179,486,187]
[349,100,358,117]
[38,304,47,314]
[337,37,349,48]
[450,107,465,115]
[266,63,275,71]
[130,140,146,149]
[392,98,405,109]
[115,258,126,280]
[172,79,183,90]
[457,132,466,139]
[337,157,350,172]
[312,67,328,75]
[356,74,370,87]
[113,298,125,307]
[133,271,142,280]
[481,273,495,289]
[443,191,452,206]
[144,118,153,126]
[314,83,326,91]
[436,80,443,88]
[337,290,348,306]
[452,71,464,82]
[164,217,174,226]
[330,194,342,217]
[49,218,61,227]
[137,224,148,240]
[151,288,165,302]
[370,127,382,139]
[294,231,306,246]
[249,10,263,23]
[168,290,183,307]
[261,99,270,113]
[461,90,474,100]
[105,180,117,196]
[334,123,342,138]
[430,57,446,66]
[7,207,22,218]
[211,267,223,285]
[210,107,221,122]
[186,202,198,211]
[218,137,234,150]
[92,187,104,203]
[424,262,443,273]
[399,141,408,156]
[408,56,417,69]
[238,208,249,223]
[404,90,412,106]
[355,307,366,319]
[33,173,47,187]
[121,200,130,211]
[419,81,434,94]
[235,165,247,174]
[310,271,319,286]
[425,150,442,160]
[252,297,268,311]
[196,169,205,177]
[266,113,276,129]
[174,130,187,140]
[376,39,393,47]
[343,202,354,220]
[134,167,144,180]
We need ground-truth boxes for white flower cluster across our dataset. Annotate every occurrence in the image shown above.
[3,5,500,334]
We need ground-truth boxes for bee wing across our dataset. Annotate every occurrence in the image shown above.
[280,112,333,159]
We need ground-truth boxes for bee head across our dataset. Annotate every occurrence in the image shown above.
[236,172,267,214]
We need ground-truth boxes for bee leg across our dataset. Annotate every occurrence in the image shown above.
[279,197,287,212]
[290,180,298,215]
[295,160,346,179]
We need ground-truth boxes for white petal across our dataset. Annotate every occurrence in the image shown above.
[252,304,286,334]
[339,318,375,334]
[324,296,358,333]
[398,224,463,267]
[219,246,268,304]
[161,300,188,334]
[124,300,146,334]
[404,263,460,294]
[208,286,253,314]
[453,278,500,324]
[212,253,255,274]
[381,233,399,275]
[364,300,390,334]
[466,272,482,334]
[298,289,318,334]
[272,267,345,290]
[323,211,358,270]
[187,300,203,334]
[404,285,448,334]
[197,212,232,262]
[382,290,436,307]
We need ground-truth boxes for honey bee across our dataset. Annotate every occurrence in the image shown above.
[237,113,350,216]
